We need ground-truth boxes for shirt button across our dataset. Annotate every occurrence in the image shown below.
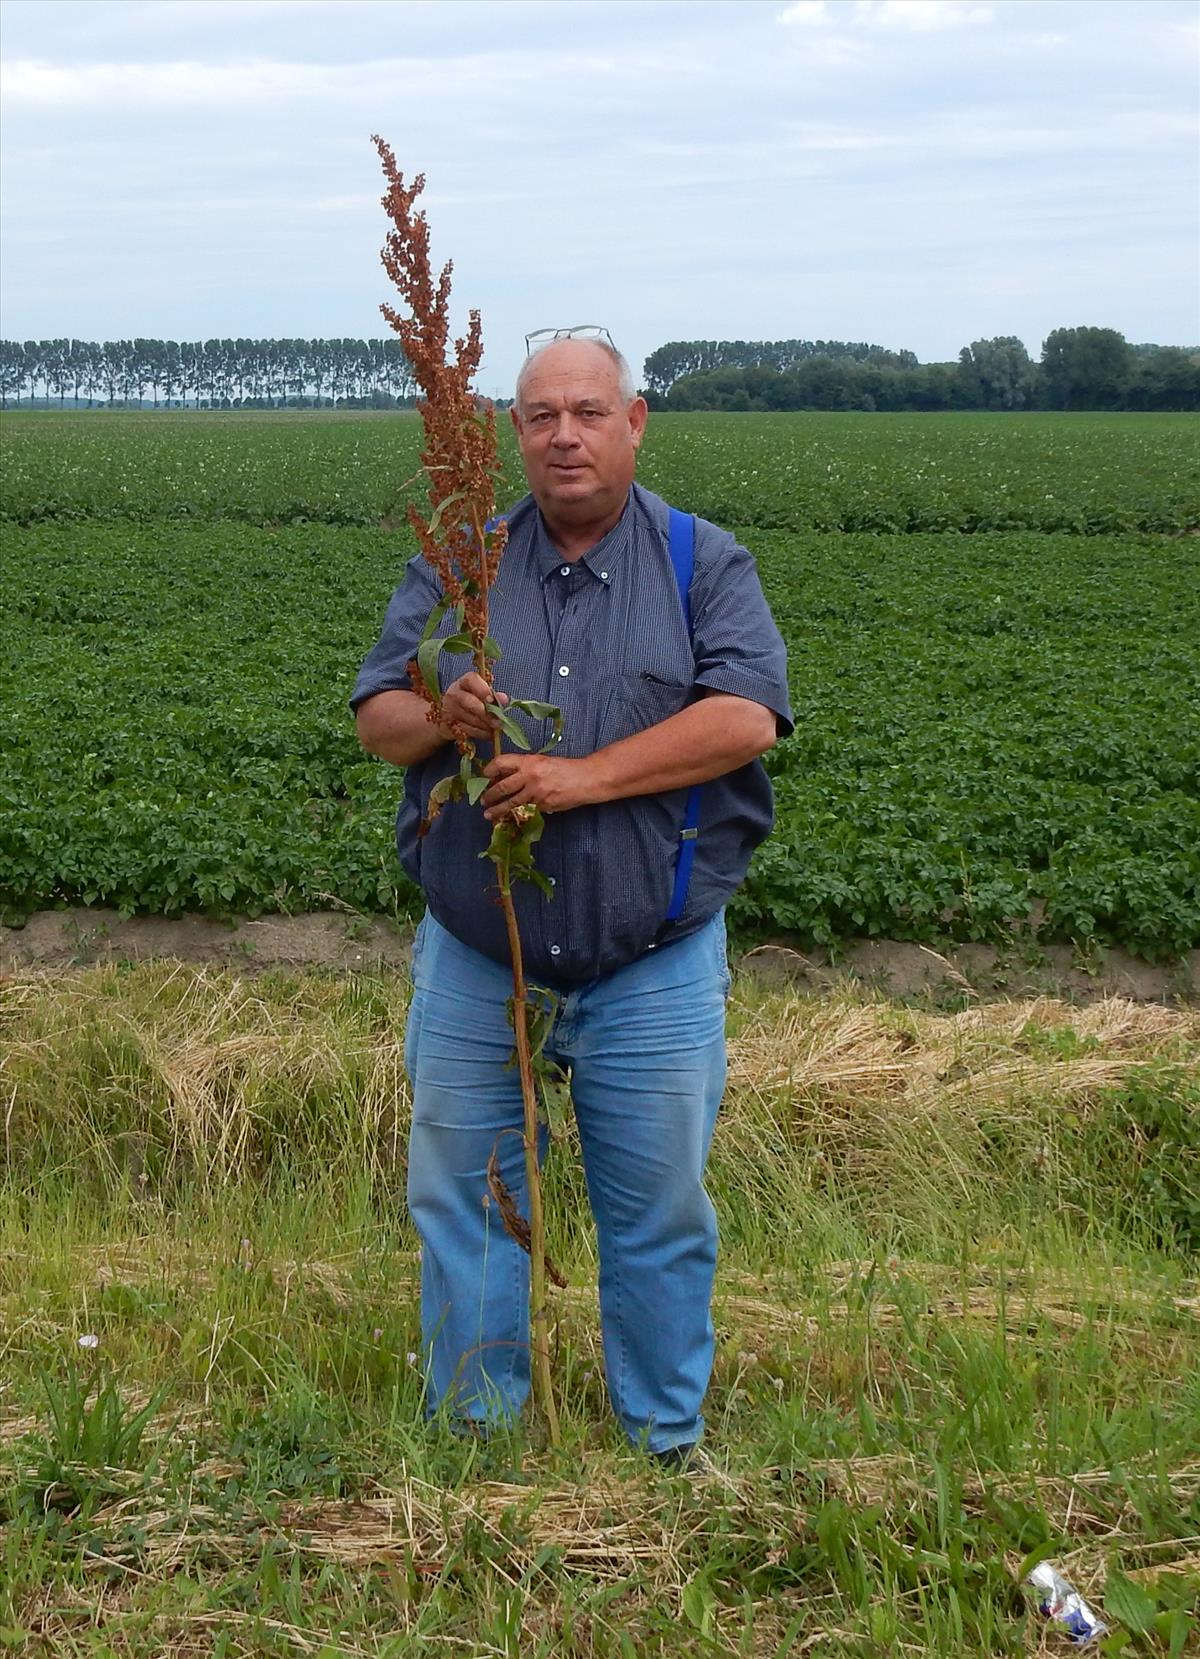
[600,571,609,580]
[558,664,570,677]
[560,565,570,576]
[549,945,561,956]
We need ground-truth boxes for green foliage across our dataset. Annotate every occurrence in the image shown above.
[1093,1071,1200,1252]
[483,806,553,898]
[4,408,1198,534]
[4,1363,168,1519]
[1,412,1198,956]
[744,527,1200,957]
[0,963,1198,1654]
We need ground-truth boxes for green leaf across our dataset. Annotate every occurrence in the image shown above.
[481,635,502,661]
[418,595,461,646]
[415,634,446,697]
[489,706,532,751]
[480,807,551,893]
[507,697,565,752]
[465,773,489,805]
[424,489,469,539]
[681,1574,715,1635]
[427,773,465,814]
[416,629,474,696]
[508,699,561,721]
[1018,1541,1060,1582]
[1104,1570,1157,1635]
[1165,1606,1194,1659]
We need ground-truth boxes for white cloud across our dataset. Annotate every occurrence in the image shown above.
[0,47,626,110]
[777,0,830,23]
[854,0,994,27]
[779,0,993,27]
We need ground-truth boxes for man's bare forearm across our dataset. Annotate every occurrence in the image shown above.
[582,693,778,804]
[356,690,451,767]
[480,692,778,819]
[363,685,778,818]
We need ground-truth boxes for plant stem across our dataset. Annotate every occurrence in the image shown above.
[494,819,560,1446]
[473,526,558,1446]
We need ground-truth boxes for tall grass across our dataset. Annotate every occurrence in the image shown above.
[1,964,1197,1656]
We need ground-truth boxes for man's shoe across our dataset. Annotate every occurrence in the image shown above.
[651,1443,727,1481]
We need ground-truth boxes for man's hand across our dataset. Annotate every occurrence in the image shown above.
[482,753,595,821]
[441,672,509,742]
[481,692,777,820]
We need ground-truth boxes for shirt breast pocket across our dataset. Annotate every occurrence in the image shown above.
[598,671,693,747]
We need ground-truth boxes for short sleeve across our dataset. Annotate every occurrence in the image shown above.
[689,526,794,736]
[350,554,443,712]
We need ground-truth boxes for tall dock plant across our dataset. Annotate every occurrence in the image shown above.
[372,137,561,1443]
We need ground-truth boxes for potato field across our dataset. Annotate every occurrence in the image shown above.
[2,409,1198,956]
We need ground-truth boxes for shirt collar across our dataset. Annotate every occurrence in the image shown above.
[532,487,634,584]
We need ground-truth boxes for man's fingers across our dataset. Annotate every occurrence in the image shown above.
[456,674,508,708]
[444,692,498,733]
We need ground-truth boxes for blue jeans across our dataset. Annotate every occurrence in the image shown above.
[405,909,730,1454]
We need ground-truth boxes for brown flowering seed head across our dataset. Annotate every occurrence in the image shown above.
[372,134,507,692]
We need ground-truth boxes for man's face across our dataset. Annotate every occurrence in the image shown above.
[510,340,648,527]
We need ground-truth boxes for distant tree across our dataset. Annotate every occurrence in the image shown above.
[1041,326,1132,410]
[643,337,913,396]
[21,340,43,400]
[958,337,1037,410]
[41,339,72,406]
[1124,346,1200,412]
[0,340,24,406]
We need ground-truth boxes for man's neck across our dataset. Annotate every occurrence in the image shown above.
[538,492,630,561]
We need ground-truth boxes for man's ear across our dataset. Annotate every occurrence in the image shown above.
[628,395,649,450]
[509,405,522,435]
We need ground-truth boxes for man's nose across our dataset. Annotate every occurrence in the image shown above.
[551,413,581,447]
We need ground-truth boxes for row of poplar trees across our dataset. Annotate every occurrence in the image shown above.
[0,338,415,408]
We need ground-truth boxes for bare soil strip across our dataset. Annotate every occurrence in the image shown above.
[3,908,1196,1004]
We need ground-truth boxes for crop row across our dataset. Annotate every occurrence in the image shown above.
[3,522,1197,956]
[2,409,1198,534]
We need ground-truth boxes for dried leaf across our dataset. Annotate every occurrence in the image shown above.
[486,1148,567,1288]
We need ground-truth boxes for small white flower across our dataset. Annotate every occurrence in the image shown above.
[78,1334,100,1350]
[372,1328,383,1343]
[406,1351,419,1368]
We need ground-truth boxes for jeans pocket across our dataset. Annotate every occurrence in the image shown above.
[410,911,430,985]
[713,911,732,999]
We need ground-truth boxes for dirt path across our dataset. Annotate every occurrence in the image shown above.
[3,909,1195,1004]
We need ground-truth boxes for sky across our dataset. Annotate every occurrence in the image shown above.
[1,0,1197,397]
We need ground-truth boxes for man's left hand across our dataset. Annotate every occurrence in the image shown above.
[481,753,594,821]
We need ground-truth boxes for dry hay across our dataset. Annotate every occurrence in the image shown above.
[54,1453,1188,1594]
[726,993,1199,1112]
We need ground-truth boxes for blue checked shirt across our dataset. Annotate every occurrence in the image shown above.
[352,482,793,985]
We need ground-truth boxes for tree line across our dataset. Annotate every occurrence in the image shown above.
[4,327,1197,414]
[645,330,1200,412]
[0,338,416,408]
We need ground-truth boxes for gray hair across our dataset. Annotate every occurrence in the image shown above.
[515,338,635,410]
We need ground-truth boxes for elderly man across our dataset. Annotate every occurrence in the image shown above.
[353,330,792,1463]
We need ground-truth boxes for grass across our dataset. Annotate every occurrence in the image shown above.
[0,963,1197,1656]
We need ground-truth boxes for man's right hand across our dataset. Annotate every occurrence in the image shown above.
[439,672,510,743]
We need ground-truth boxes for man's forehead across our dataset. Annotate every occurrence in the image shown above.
[521,341,621,402]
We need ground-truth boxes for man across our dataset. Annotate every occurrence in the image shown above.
[352,332,792,1462]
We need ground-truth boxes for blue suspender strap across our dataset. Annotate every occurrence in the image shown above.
[666,508,702,925]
